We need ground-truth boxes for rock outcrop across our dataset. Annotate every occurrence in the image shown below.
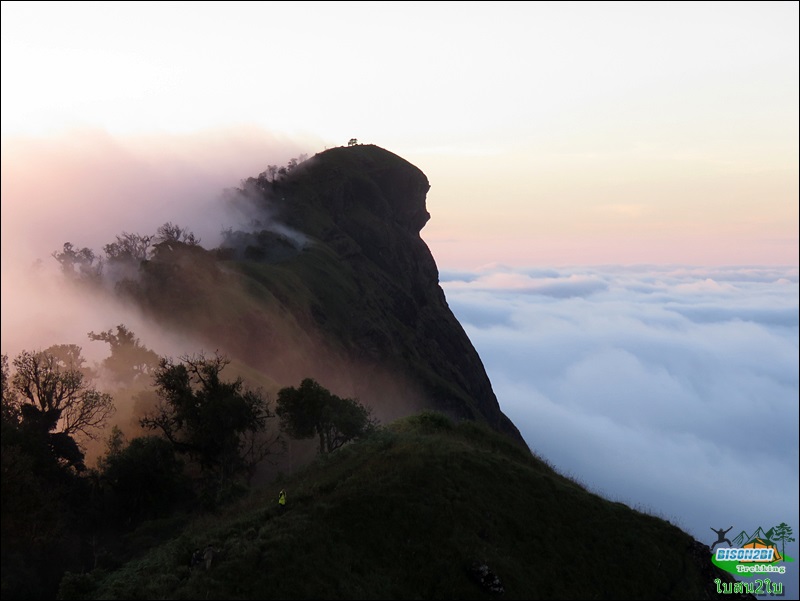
[271,145,523,443]
[134,144,524,445]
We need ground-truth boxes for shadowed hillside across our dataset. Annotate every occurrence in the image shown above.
[63,413,752,600]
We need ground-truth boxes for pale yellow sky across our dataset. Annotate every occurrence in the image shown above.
[2,1,798,267]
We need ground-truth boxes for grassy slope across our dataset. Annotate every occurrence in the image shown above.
[76,413,718,600]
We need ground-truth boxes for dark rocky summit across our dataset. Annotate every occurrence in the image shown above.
[138,144,524,444]
[273,145,523,443]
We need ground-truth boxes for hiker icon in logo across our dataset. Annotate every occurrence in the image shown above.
[711,526,733,551]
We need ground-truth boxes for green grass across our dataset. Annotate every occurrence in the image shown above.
[69,413,719,600]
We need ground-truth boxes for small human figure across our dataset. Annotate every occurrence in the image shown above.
[190,548,203,568]
[711,526,733,551]
[278,489,286,510]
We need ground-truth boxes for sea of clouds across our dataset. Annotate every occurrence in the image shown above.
[441,264,799,596]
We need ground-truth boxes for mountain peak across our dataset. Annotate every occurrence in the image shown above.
[137,144,525,446]
[271,144,523,443]
[296,143,431,235]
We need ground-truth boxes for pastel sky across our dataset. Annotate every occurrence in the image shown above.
[2,1,798,267]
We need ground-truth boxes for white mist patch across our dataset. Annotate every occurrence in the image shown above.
[221,184,310,249]
[0,127,319,267]
[1,256,199,365]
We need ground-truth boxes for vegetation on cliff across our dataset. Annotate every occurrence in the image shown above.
[60,413,743,600]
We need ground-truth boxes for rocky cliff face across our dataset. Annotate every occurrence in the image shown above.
[275,145,523,442]
[136,144,524,445]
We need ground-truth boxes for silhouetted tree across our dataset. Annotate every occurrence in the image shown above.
[2,353,100,598]
[348,138,358,146]
[94,427,192,527]
[155,222,200,246]
[52,242,103,282]
[9,346,115,470]
[88,325,159,385]
[276,378,376,454]
[1,353,18,423]
[140,353,281,491]
[103,232,153,267]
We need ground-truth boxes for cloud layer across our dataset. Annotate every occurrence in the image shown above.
[442,264,799,594]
